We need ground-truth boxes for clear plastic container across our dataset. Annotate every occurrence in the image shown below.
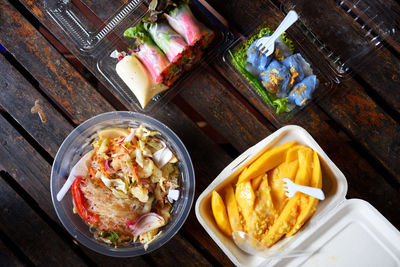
[50,111,195,257]
[195,125,400,266]
[42,0,234,113]
[222,0,399,124]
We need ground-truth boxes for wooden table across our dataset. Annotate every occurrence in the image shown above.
[1,0,399,266]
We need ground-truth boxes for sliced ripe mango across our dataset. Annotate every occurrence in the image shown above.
[224,185,243,232]
[235,181,255,232]
[294,148,313,186]
[251,175,263,191]
[97,128,130,139]
[261,195,300,247]
[285,145,306,163]
[250,174,277,241]
[211,190,232,237]
[237,141,297,184]
[287,151,322,236]
[269,160,299,213]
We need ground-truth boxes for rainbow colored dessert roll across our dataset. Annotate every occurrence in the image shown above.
[165,4,214,48]
[145,22,190,64]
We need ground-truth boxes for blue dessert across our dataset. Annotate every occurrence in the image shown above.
[282,53,305,87]
[288,75,319,107]
[259,60,291,95]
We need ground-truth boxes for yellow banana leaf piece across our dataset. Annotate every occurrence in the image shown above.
[211,190,232,237]
[237,141,297,184]
[224,185,243,232]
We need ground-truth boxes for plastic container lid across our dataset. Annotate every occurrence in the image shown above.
[195,125,400,266]
[42,0,234,112]
[221,0,399,123]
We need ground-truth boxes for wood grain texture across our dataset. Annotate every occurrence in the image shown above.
[0,238,26,267]
[0,0,114,124]
[0,162,86,266]
[0,54,74,157]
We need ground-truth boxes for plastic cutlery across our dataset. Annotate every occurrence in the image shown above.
[256,10,298,56]
[283,178,325,200]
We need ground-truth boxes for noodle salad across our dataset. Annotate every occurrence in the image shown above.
[70,125,180,248]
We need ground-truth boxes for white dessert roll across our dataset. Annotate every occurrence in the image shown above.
[116,55,168,108]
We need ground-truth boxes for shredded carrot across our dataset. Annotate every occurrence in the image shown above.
[89,166,104,186]
[97,160,112,179]
[132,163,139,183]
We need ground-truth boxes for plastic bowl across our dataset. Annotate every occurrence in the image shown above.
[51,111,195,257]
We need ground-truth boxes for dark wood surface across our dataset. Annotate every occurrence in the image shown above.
[1,0,399,266]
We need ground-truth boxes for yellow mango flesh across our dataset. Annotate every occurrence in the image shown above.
[261,148,313,246]
[251,175,263,191]
[237,141,297,184]
[250,174,277,241]
[235,181,255,232]
[211,190,232,237]
[261,195,300,247]
[224,185,243,232]
[269,160,299,213]
[287,151,322,236]
[97,127,130,139]
[285,145,306,163]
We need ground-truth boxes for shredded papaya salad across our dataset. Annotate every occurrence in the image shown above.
[70,125,180,249]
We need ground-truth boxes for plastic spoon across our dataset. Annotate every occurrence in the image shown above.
[232,231,311,259]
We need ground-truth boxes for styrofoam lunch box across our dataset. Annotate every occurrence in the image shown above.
[195,125,400,266]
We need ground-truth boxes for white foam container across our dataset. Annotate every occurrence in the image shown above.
[195,125,400,266]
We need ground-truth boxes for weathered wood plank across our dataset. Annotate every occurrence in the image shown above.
[0,165,86,266]
[0,237,27,267]
[0,54,74,157]
[0,0,114,124]
[179,65,275,152]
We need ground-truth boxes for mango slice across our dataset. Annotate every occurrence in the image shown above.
[287,151,322,236]
[250,174,277,241]
[261,195,300,247]
[269,160,299,213]
[261,148,313,246]
[211,190,232,237]
[251,175,263,191]
[97,128,130,139]
[224,185,243,232]
[237,141,297,184]
[235,181,255,232]
[285,145,306,163]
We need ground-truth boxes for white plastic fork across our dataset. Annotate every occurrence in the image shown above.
[256,10,299,56]
[282,178,325,200]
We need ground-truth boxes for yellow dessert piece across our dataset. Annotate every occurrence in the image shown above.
[269,160,299,213]
[250,174,277,241]
[287,151,322,236]
[223,185,243,232]
[235,181,255,232]
[237,141,297,184]
[97,128,130,139]
[211,190,232,237]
